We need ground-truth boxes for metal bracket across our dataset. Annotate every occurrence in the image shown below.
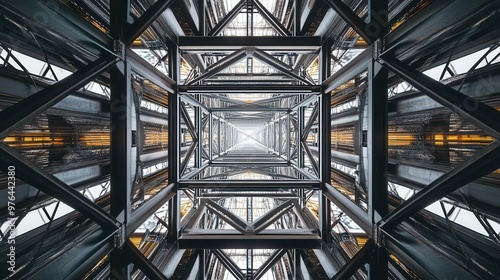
[114,225,127,247]
[373,38,385,60]
[114,40,126,60]
[373,222,385,247]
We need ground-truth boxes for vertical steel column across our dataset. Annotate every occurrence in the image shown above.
[209,113,213,162]
[197,249,206,280]
[247,197,253,279]
[217,118,221,156]
[367,0,388,277]
[195,106,202,167]
[168,41,180,243]
[199,0,206,36]
[320,40,332,242]
[266,124,269,150]
[110,0,133,278]
[246,0,253,36]
[293,0,300,36]
[298,107,304,168]
[294,249,301,280]
[278,118,282,156]
[287,114,291,162]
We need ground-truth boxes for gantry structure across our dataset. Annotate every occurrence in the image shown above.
[0,0,500,279]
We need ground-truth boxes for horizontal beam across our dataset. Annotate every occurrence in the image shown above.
[179,233,321,249]
[178,85,321,93]
[178,180,321,189]
[210,107,290,112]
[179,36,321,51]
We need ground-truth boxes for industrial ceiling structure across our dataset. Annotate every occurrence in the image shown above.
[0,0,500,279]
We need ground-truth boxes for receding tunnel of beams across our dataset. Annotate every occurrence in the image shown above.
[179,91,320,180]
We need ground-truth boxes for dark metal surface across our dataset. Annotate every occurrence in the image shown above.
[3,0,500,279]
[0,56,117,139]
[0,143,118,230]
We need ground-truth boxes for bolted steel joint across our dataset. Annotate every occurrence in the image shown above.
[114,225,126,248]
[114,40,126,60]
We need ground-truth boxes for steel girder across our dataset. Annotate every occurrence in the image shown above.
[179,36,321,51]
[323,0,500,278]
[0,0,178,277]
[208,0,246,36]
[125,0,177,46]
[0,56,117,139]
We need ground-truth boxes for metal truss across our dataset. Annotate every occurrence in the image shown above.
[2,0,500,279]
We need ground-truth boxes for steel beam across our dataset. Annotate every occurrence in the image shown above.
[380,56,500,139]
[384,0,492,58]
[179,36,321,51]
[324,183,371,234]
[253,0,291,36]
[301,102,319,141]
[211,107,290,112]
[180,103,198,142]
[253,249,288,280]
[320,38,332,242]
[253,200,295,233]
[179,84,321,93]
[0,56,116,139]
[253,49,313,85]
[128,49,175,92]
[323,48,370,93]
[205,200,248,233]
[180,142,197,175]
[332,239,374,280]
[109,59,135,227]
[27,229,114,279]
[181,94,210,113]
[179,233,321,249]
[0,143,118,230]
[208,0,246,36]
[178,180,321,189]
[126,0,177,45]
[293,0,301,35]
[323,0,373,45]
[0,1,113,60]
[167,190,180,243]
[383,142,500,228]
[297,0,318,36]
[183,200,207,230]
[301,141,319,175]
[187,50,247,85]
[212,249,245,280]
[125,240,169,280]
[128,183,175,234]
[383,225,477,279]
[367,58,389,220]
